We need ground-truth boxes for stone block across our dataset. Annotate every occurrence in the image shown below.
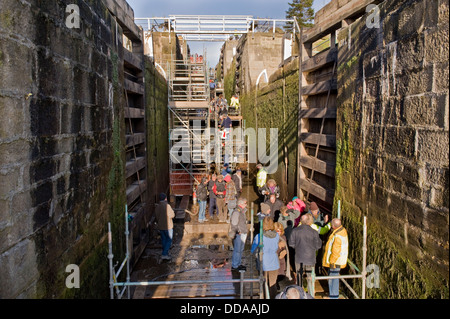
[405,198,426,229]
[396,32,425,73]
[30,157,57,184]
[0,95,25,140]
[0,139,30,168]
[0,239,39,299]
[430,185,450,209]
[384,126,416,159]
[0,167,20,200]
[433,60,449,93]
[396,64,433,96]
[424,28,449,64]
[404,93,446,128]
[0,36,35,95]
[416,129,449,164]
[438,0,449,27]
[398,0,438,39]
[29,96,60,137]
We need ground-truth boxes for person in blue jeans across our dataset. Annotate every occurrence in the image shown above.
[207,173,217,219]
[196,177,209,222]
[155,193,175,259]
[322,218,349,299]
[229,198,248,271]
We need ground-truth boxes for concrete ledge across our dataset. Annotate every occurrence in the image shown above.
[184,222,230,235]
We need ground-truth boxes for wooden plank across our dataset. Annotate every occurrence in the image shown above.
[300,177,334,202]
[126,180,147,203]
[298,107,336,119]
[299,155,336,177]
[103,0,142,41]
[300,132,336,148]
[124,106,145,119]
[126,133,145,147]
[123,49,143,71]
[302,78,337,96]
[125,78,145,95]
[302,47,337,73]
[126,156,146,178]
[303,0,379,44]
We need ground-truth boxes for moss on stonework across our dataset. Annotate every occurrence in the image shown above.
[224,58,236,102]
[110,51,119,89]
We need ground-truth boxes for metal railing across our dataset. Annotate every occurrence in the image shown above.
[311,204,369,299]
[108,205,263,299]
[135,15,295,39]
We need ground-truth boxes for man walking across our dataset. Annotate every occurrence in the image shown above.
[232,169,242,199]
[207,173,217,219]
[213,174,227,222]
[289,214,322,295]
[229,197,248,271]
[155,193,175,260]
[196,177,209,223]
[322,218,348,299]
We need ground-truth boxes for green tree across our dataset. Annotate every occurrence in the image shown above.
[285,0,315,31]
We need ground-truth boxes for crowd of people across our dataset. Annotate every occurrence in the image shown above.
[251,164,349,299]
[155,163,348,300]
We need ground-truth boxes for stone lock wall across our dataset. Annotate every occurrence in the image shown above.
[335,0,449,298]
[236,0,448,298]
[0,0,128,298]
[145,56,170,208]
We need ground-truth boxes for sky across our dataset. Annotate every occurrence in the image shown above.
[126,0,330,69]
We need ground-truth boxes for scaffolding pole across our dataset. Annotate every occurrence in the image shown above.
[313,215,368,299]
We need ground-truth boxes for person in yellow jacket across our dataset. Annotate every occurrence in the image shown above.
[256,163,267,193]
[322,218,348,299]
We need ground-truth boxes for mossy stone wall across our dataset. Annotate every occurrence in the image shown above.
[335,0,449,298]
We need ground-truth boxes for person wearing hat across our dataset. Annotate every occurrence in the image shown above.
[263,193,284,222]
[155,193,175,260]
[230,197,249,271]
[221,163,231,176]
[260,179,280,202]
[224,174,237,223]
[207,173,218,219]
[232,169,242,199]
[308,202,328,227]
[213,174,227,222]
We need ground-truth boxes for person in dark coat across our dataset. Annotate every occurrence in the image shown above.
[263,193,284,221]
[231,169,242,199]
[213,174,227,222]
[289,213,322,296]
[196,177,209,223]
[207,173,217,219]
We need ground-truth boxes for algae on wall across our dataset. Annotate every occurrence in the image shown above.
[334,0,449,299]
[224,58,236,102]
[145,56,170,206]
[0,0,129,298]
[240,58,299,202]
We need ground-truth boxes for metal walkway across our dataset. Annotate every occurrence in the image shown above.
[135,15,295,41]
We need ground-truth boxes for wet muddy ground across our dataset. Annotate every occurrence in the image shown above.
[129,179,331,299]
